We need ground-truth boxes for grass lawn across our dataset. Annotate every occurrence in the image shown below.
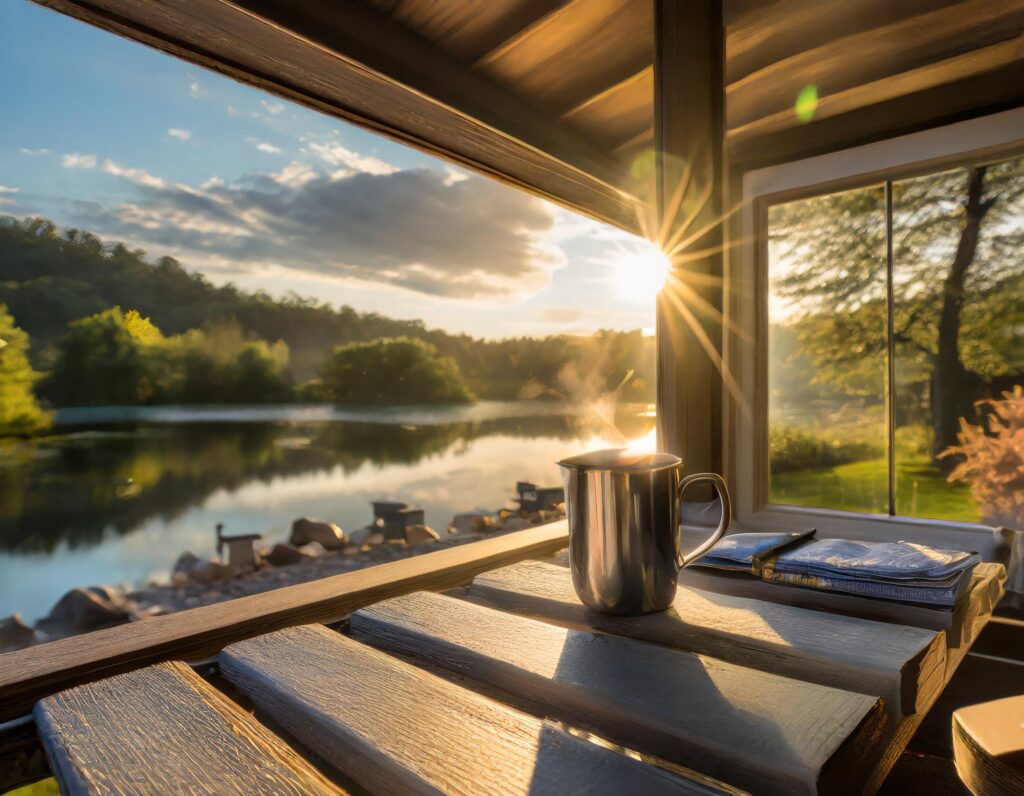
[771,455,980,522]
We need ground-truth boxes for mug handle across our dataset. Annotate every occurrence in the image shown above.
[675,472,732,568]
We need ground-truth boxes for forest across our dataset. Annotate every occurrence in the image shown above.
[0,215,655,434]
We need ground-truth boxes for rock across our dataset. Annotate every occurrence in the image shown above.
[263,543,308,566]
[298,541,327,556]
[448,512,496,535]
[0,613,36,652]
[289,517,346,549]
[405,524,441,547]
[365,532,385,546]
[341,544,360,556]
[189,558,235,584]
[173,551,201,576]
[37,587,131,635]
[500,516,533,531]
[348,527,372,547]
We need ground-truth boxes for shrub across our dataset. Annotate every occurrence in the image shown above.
[940,386,1024,528]
[769,424,882,474]
[0,304,50,436]
[320,337,474,405]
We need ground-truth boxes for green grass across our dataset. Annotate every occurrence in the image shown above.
[771,455,980,522]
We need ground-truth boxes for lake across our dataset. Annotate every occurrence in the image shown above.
[0,401,654,622]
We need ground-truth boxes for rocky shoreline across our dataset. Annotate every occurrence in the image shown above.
[0,501,564,654]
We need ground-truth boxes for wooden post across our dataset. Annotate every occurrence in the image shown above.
[655,0,725,483]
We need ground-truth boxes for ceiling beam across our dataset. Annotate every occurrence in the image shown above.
[34,0,643,233]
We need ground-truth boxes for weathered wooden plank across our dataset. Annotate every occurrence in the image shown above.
[33,660,341,795]
[353,590,885,795]
[466,559,946,716]
[680,561,1006,648]
[220,624,729,796]
[0,521,568,722]
[952,695,1024,796]
[33,0,642,233]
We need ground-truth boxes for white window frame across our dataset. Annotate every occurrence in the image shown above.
[726,107,1024,557]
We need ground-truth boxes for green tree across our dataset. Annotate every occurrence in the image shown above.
[42,307,166,406]
[0,304,50,436]
[770,155,1024,459]
[321,337,474,404]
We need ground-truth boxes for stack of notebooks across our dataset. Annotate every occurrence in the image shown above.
[694,530,981,607]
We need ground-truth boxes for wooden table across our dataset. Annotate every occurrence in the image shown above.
[28,547,1005,795]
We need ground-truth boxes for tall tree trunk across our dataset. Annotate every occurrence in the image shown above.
[931,166,991,460]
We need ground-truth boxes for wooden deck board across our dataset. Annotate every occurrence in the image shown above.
[352,590,885,795]
[219,624,728,796]
[33,660,342,795]
[465,559,946,716]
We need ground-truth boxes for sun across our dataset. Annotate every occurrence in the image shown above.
[609,239,672,304]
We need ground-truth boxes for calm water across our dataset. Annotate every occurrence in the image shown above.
[0,402,653,622]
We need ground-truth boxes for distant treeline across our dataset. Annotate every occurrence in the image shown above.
[0,216,654,416]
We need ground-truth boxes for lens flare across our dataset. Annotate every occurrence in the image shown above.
[606,239,672,304]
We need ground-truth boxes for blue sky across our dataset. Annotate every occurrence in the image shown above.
[0,0,658,337]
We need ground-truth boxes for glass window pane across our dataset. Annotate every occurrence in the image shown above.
[767,186,888,513]
[893,155,1024,524]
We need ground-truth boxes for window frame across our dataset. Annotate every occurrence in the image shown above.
[727,108,1024,556]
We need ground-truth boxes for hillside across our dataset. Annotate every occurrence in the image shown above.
[0,216,655,403]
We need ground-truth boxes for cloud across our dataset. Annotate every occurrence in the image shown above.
[0,185,20,194]
[19,147,50,156]
[62,153,97,169]
[0,185,18,207]
[189,80,202,98]
[168,128,192,141]
[308,141,397,176]
[249,139,282,155]
[260,100,285,114]
[103,159,165,188]
[226,105,240,117]
[71,167,563,298]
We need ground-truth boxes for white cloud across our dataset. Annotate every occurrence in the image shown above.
[226,105,239,117]
[19,147,50,156]
[249,139,282,155]
[308,141,397,176]
[168,128,192,141]
[260,100,285,114]
[201,176,225,190]
[0,186,18,207]
[272,161,317,188]
[103,159,166,188]
[62,153,97,169]
[71,167,562,299]
[0,185,20,194]
[189,81,202,98]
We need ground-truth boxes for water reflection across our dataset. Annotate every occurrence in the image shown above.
[0,402,653,621]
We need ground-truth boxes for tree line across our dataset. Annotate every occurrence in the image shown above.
[0,216,655,435]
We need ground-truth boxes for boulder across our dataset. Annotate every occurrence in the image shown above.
[173,551,201,576]
[0,613,36,652]
[405,524,441,547]
[263,543,308,566]
[348,527,372,547]
[189,558,235,584]
[37,587,131,635]
[449,512,496,535]
[289,517,346,550]
[298,541,327,556]
[365,532,385,546]
[341,544,360,556]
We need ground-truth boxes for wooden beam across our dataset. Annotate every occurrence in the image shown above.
[727,0,1024,131]
[562,66,654,151]
[655,0,725,478]
[33,0,643,233]
[34,661,343,795]
[0,522,568,722]
[220,624,719,795]
[727,58,1024,170]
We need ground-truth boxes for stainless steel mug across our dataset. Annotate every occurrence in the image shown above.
[557,449,732,615]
